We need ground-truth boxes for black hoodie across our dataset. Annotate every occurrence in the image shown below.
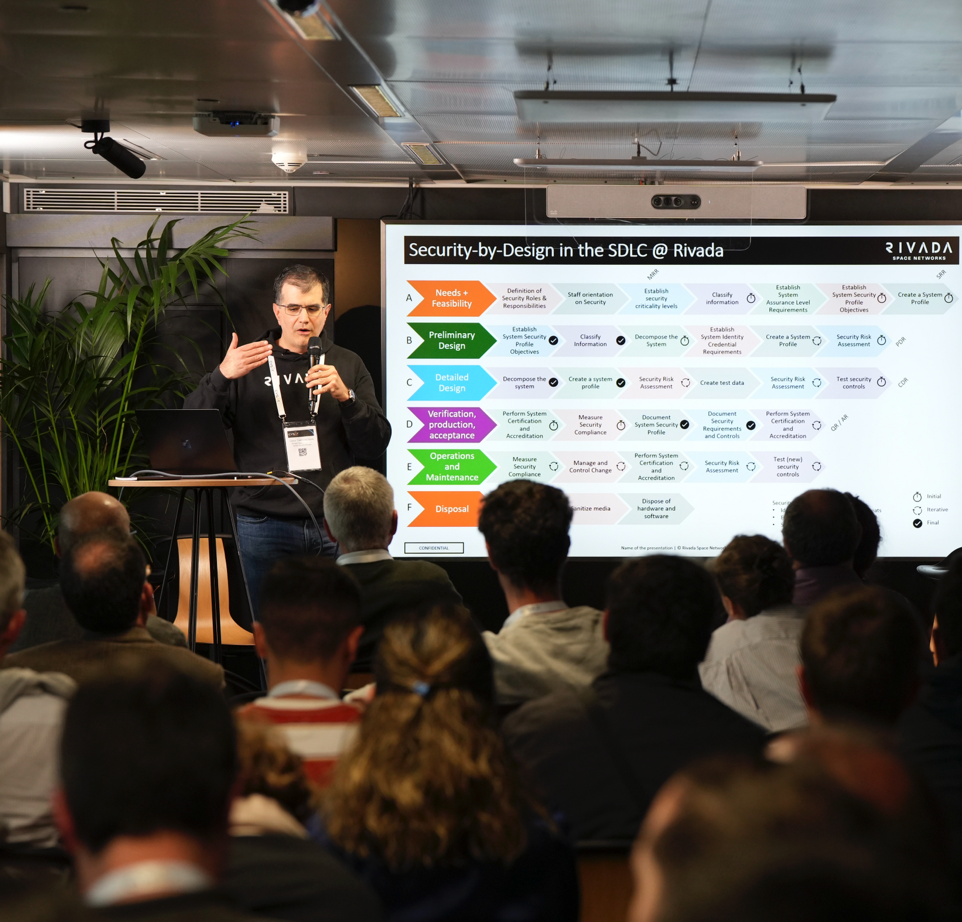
[184,326,391,519]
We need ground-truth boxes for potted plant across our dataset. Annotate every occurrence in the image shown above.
[0,216,253,558]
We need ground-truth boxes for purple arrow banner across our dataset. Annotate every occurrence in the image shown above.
[409,407,497,443]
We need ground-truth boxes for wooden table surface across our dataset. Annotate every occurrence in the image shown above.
[108,476,295,488]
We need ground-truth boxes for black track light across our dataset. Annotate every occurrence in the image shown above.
[89,136,146,178]
[277,0,320,13]
[80,118,146,179]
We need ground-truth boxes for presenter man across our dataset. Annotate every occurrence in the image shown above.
[185,265,391,610]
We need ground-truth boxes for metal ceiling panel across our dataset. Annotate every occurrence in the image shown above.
[0,0,958,185]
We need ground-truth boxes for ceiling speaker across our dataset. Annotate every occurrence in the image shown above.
[545,184,807,220]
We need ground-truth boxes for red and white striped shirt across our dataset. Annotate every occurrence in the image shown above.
[238,683,361,787]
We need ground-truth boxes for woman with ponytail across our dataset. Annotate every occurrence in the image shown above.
[320,602,578,921]
[699,534,807,733]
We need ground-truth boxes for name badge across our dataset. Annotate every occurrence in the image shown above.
[283,421,322,472]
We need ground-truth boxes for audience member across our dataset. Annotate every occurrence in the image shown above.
[766,725,948,864]
[845,492,882,580]
[900,559,962,868]
[782,488,862,606]
[54,665,261,920]
[798,585,921,728]
[2,531,223,689]
[504,555,765,842]
[237,557,364,786]
[321,603,578,922]
[225,720,382,922]
[478,479,607,705]
[0,888,96,920]
[11,492,185,654]
[323,467,461,671]
[699,535,806,731]
[0,531,75,849]
[630,748,947,922]
[657,843,938,922]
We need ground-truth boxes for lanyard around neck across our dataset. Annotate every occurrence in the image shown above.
[267,352,319,423]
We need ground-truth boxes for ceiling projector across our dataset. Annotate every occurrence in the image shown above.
[193,111,280,138]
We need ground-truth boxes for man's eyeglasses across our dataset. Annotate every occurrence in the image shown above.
[276,303,326,316]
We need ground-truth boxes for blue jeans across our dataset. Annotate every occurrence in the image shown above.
[235,513,338,620]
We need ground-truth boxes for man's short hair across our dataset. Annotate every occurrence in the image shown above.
[0,530,25,633]
[713,535,794,618]
[273,264,330,305]
[653,757,882,895]
[258,557,361,663]
[933,559,962,660]
[606,555,723,678]
[782,489,861,567]
[60,530,146,633]
[800,586,921,725]
[651,752,946,922]
[477,480,572,590]
[61,664,237,854]
[323,467,394,552]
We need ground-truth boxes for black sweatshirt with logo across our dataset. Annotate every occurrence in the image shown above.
[184,326,391,519]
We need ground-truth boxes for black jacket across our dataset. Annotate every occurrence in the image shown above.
[504,670,767,841]
[184,326,391,519]
[11,584,185,653]
[318,816,578,922]
[98,890,267,922]
[225,835,382,922]
[899,657,962,868]
[341,558,463,670]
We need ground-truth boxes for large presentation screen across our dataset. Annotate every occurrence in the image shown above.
[383,222,960,559]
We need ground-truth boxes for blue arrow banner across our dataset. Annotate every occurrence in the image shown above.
[409,364,498,401]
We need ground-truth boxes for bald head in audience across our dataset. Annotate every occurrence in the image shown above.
[57,492,129,556]
[58,531,150,634]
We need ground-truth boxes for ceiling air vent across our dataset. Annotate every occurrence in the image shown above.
[23,188,290,214]
[404,144,443,166]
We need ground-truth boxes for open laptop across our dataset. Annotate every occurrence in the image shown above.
[136,409,237,476]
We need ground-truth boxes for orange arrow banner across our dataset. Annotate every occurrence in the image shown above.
[408,281,496,317]
[409,491,483,527]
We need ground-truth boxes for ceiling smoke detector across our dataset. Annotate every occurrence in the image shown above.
[271,145,308,173]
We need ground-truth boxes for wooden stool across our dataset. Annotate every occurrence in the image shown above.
[174,536,253,645]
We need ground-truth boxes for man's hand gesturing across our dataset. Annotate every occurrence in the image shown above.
[219,333,273,380]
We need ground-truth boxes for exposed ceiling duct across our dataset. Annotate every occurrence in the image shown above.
[514,91,837,124]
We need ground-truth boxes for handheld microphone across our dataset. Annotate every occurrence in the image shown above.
[307,337,324,415]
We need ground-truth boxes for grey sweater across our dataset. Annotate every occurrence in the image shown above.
[484,605,609,706]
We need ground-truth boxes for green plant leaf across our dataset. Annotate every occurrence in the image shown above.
[0,216,259,550]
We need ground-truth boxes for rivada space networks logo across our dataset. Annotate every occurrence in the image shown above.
[884,238,956,262]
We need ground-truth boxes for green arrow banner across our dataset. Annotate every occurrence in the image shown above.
[408,323,497,359]
[409,448,497,485]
